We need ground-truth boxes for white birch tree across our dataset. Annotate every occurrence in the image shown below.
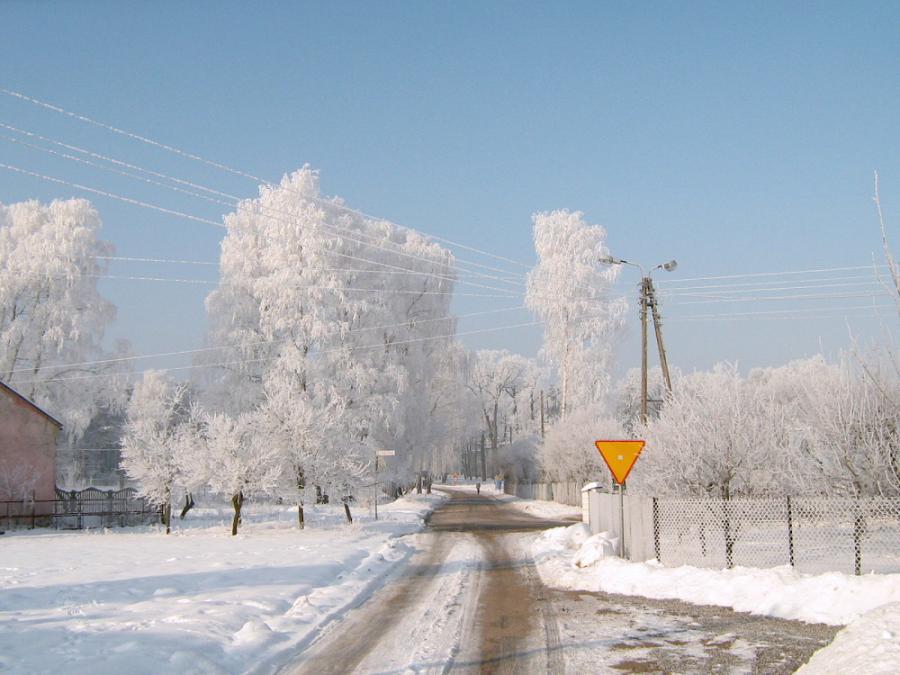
[525,209,626,417]
[0,198,127,439]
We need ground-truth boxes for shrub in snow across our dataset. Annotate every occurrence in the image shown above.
[539,406,624,483]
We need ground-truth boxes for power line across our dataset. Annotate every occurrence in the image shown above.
[656,273,880,293]
[668,291,891,306]
[660,280,884,299]
[10,312,603,386]
[656,264,886,285]
[99,255,217,266]
[6,305,531,376]
[1,88,534,272]
[0,158,617,306]
[85,273,522,297]
[0,158,505,294]
[0,162,224,228]
[0,134,519,292]
[668,304,895,322]
[1,130,531,293]
[669,307,895,323]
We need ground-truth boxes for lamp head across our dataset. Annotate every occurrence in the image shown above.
[598,254,626,265]
[662,259,678,272]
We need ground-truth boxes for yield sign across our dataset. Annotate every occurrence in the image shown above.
[595,440,646,485]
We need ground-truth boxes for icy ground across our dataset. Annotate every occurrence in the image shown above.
[533,522,900,673]
[0,491,445,675]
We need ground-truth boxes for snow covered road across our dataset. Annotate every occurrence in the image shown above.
[281,489,838,674]
[281,489,576,674]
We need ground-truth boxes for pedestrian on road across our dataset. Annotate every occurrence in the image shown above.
[476,482,481,495]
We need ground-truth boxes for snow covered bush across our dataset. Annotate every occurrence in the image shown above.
[630,356,900,498]
[539,406,625,484]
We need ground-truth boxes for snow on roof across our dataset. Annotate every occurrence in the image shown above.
[0,379,64,429]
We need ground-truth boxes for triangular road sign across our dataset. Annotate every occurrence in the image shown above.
[595,440,646,485]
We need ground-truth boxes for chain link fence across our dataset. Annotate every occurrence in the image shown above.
[653,496,900,575]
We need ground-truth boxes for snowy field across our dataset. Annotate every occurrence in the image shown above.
[0,491,446,675]
[532,522,900,673]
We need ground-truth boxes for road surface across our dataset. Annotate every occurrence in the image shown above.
[281,488,837,674]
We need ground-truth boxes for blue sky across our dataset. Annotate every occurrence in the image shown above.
[1,1,899,377]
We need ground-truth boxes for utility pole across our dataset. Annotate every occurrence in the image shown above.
[640,277,649,424]
[647,279,672,391]
[600,256,678,424]
[540,389,545,439]
[480,431,487,481]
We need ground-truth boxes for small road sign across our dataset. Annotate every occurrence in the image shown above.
[375,450,396,457]
[594,440,645,485]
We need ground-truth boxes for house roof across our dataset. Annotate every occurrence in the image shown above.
[0,380,64,429]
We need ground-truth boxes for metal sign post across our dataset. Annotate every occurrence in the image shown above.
[594,440,646,559]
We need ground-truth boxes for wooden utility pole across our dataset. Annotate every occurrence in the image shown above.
[480,431,487,481]
[599,255,676,424]
[640,277,650,424]
[540,389,545,439]
[647,279,672,392]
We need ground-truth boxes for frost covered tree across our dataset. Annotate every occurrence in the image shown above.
[539,407,624,483]
[615,366,680,433]
[465,349,537,477]
[201,411,284,535]
[788,356,900,497]
[0,199,126,439]
[526,209,626,418]
[634,364,779,499]
[201,167,456,518]
[119,371,191,533]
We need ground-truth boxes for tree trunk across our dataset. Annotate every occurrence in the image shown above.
[179,493,195,520]
[231,492,243,536]
[343,500,353,524]
[162,488,172,534]
[297,503,305,530]
[492,401,499,476]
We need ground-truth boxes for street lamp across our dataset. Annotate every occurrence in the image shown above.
[599,255,678,423]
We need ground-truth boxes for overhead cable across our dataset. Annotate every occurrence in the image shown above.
[1,88,534,271]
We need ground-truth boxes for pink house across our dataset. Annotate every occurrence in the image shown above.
[0,380,63,505]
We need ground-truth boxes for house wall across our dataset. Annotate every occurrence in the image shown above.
[0,388,60,503]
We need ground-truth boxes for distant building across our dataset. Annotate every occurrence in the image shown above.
[0,380,63,504]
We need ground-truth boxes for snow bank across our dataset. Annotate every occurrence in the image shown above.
[0,491,445,675]
[531,523,900,627]
[441,482,583,520]
[797,603,900,674]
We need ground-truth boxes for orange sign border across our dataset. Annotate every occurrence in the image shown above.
[594,439,646,485]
